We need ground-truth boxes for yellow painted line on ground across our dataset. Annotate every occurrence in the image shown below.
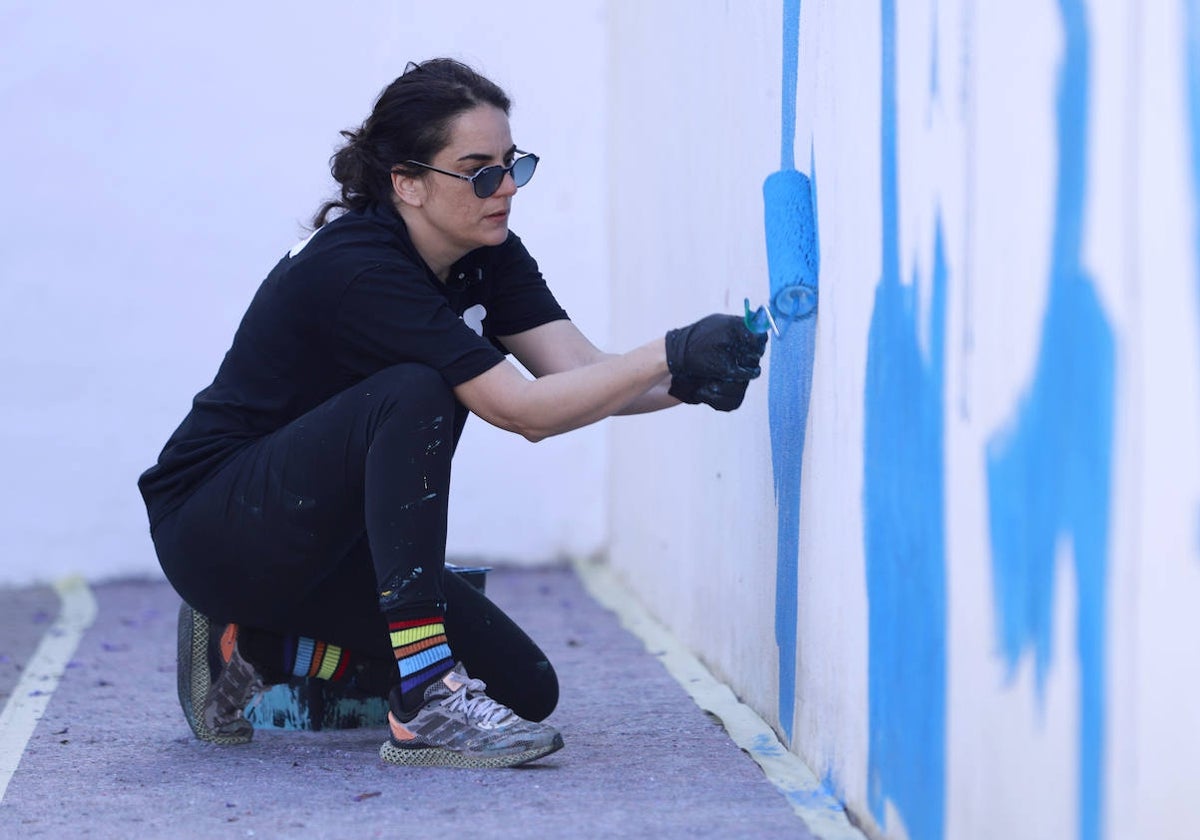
[573,558,865,840]
[0,577,98,802]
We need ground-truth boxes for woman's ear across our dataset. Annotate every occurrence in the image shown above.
[391,170,425,208]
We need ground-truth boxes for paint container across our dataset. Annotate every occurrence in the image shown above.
[445,562,492,594]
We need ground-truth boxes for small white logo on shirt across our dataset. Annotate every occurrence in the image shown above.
[462,304,487,337]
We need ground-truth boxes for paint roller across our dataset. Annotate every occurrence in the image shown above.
[763,170,818,323]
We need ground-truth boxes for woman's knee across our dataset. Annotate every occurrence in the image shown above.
[370,362,453,400]
[361,363,456,427]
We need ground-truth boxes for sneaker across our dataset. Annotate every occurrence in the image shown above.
[176,603,265,745]
[379,663,564,768]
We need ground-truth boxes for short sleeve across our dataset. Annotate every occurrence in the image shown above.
[335,265,505,386]
[481,233,569,337]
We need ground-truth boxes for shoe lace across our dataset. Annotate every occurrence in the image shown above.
[443,675,514,727]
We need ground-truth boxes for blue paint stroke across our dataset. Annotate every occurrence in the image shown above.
[985,2,1114,839]
[1187,0,1200,538]
[1191,0,1200,252]
[863,1,947,838]
[780,0,800,170]
[766,174,817,745]
[764,0,819,745]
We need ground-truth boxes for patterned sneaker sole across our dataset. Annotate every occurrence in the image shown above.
[176,604,254,745]
[378,733,564,769]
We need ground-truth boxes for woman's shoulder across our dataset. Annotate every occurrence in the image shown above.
[288,205,422,274]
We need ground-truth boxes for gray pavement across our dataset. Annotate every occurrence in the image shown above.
[0,567,816,839]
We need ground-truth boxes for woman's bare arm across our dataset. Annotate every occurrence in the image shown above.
[453,336,669,442]
[497,320,680,417]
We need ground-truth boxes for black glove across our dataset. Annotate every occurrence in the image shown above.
[668,375,751,412]
[665,314,767,381]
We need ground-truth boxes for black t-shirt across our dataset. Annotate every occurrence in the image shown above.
[138,202,568,528]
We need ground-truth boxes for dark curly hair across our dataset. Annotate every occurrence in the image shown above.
[311,58,512,228]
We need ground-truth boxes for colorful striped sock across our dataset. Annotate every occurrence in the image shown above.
[389,614,454,710]
[283,635,352,682]
[237,629,356,686]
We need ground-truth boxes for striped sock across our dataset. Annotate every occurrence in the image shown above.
[284,635,353,682]
[389,615,454,710]
[237,629,355,686]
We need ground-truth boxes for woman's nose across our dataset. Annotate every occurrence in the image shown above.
[495,169,519,197]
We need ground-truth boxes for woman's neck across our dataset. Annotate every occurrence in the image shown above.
[396,204,460,282]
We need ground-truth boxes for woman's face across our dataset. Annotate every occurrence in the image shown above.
[403,104,520,266]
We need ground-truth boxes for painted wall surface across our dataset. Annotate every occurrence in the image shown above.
[607,1,1200,839]
[0,0,609,584]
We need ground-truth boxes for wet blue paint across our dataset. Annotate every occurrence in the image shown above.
[985,3,1114,839]
[765,172,817,745]
[1180,0,1200,554]
[863,1,947,838]
[764,0,819,745]
[1187,0,1200,526]
[780,0,799,171]
[1191,0,1200,257]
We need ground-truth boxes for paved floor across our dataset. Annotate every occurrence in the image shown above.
[0,567,819,839]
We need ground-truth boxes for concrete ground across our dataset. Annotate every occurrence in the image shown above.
[0,567,822,839]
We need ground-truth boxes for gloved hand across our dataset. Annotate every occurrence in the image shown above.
[668,375,751,412]
[665,314,767,381]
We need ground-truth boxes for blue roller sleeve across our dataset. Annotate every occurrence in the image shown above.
[763,169,818,307]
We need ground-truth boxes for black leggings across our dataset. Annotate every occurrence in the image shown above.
[151,364,557,720]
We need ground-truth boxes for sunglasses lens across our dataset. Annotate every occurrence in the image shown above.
[511,154,538,187]
[470,155,538,197]
[472,166,504,198]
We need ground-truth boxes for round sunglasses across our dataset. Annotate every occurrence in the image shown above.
[398,150,539,199]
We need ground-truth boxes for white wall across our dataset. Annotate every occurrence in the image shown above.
[605,0,787,732]
[607,1,1200,839]
[0,0,609,584]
